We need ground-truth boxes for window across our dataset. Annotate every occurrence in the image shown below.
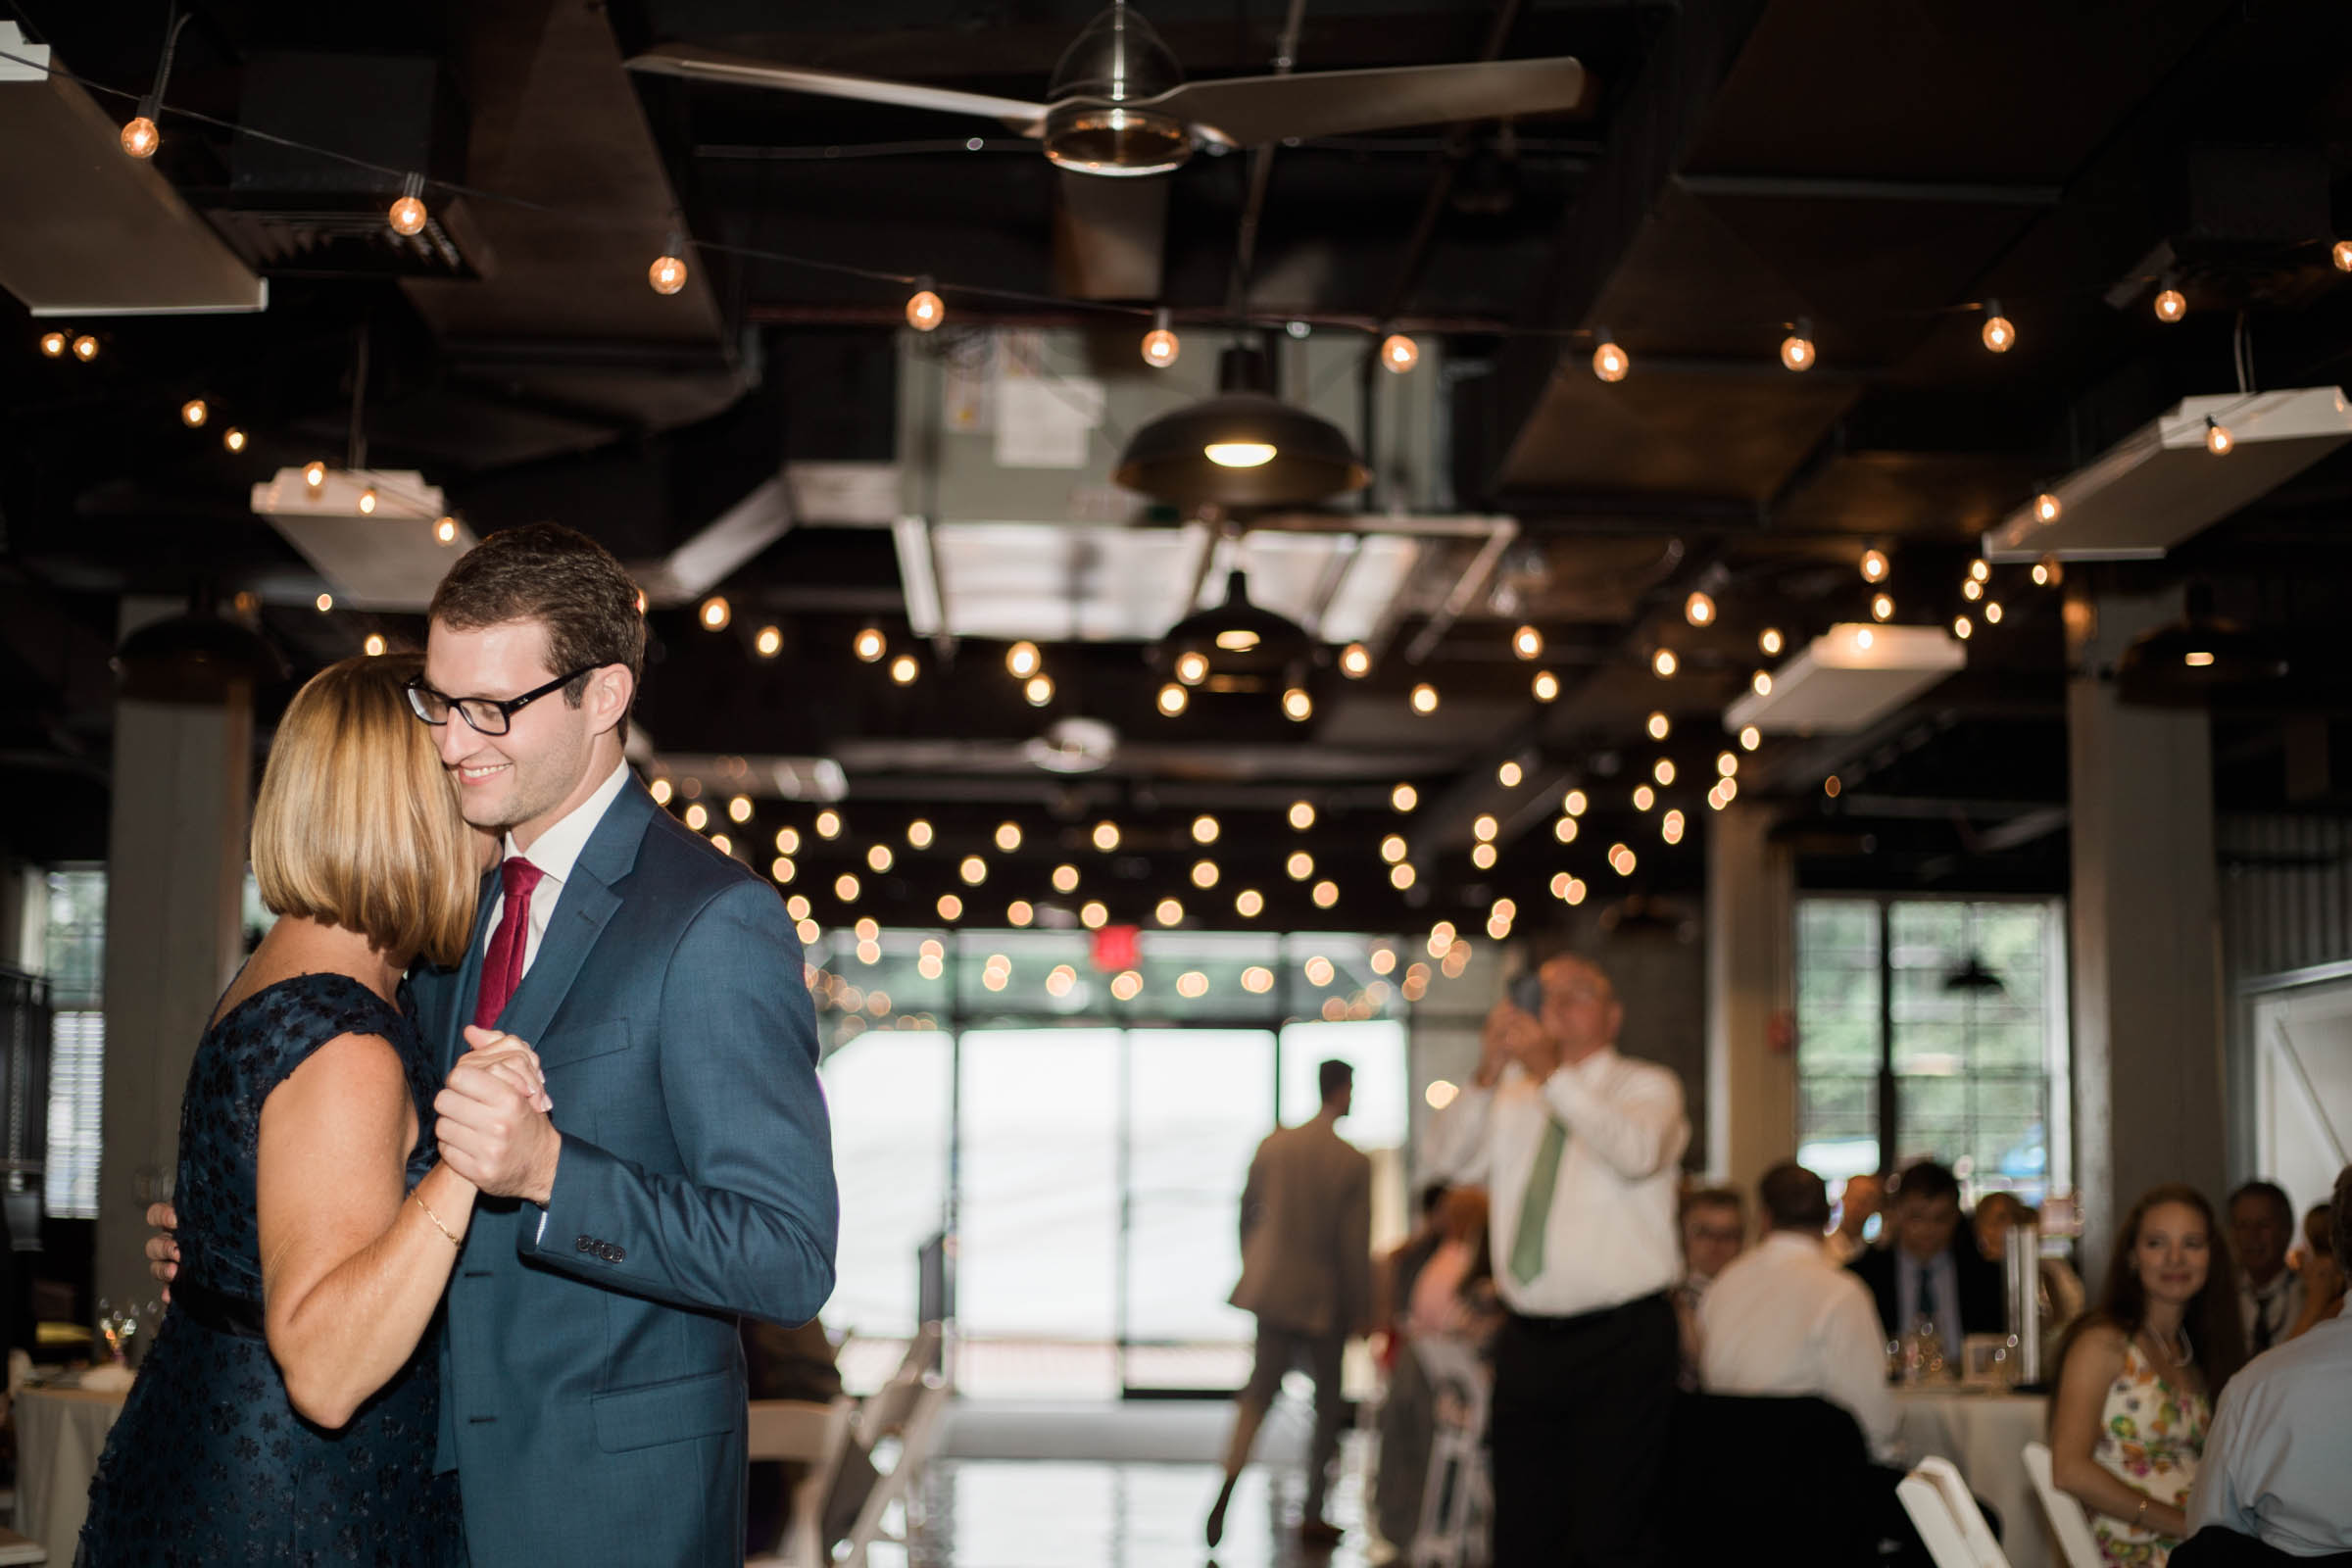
[1796,897,2070,1205]
[42,869,107,1220]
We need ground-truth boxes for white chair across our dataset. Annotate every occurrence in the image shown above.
[1406,1335,1492,1568]
[2024,1441,2104,1568]
[834,1373,951,1568]
[745,1396,858,1568]
[1896,1456,2011,1568]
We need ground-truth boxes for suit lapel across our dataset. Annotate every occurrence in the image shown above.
[442,867,502,1072]
[492,781,655,1047]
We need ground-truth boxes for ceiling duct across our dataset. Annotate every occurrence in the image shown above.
[1982,388,2352,563]
[0,24,267,316]
[252,466,475,610]
[1725,622,1966,735]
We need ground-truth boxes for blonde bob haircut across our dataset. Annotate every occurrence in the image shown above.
[252,654,478,968]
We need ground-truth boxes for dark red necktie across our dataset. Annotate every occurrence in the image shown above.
[472,857,545,1029]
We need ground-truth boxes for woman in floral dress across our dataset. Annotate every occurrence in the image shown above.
[2049,1185,2248,1565]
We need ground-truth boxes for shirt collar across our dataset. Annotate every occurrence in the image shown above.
[504,759,631,886]
[1568,1043,1621,1084]
[1761,1230,1822,1257]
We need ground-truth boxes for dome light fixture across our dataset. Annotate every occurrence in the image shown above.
[1115,347,1368,510]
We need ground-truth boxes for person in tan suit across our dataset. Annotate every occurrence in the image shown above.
[1206,1058,1374,1550]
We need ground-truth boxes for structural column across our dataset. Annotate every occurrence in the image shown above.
[95,599,254,1310]
[2067,585,2226,1282]
[1706,800,1796,1195]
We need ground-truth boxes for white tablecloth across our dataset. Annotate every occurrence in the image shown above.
[14,1383,130,1563]
[1896,1388,2051,1568]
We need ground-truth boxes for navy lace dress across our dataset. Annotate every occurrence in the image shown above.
[78,972,464,1566]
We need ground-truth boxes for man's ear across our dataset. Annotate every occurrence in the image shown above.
[588,664,635,736]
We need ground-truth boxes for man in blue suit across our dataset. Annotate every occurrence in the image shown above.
[410,521,837,1566]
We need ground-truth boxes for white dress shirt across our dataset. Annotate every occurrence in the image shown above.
[1422,1047,1688,1319]
[1699,1230,1902,1464]
[486,760,633,976]
[2186,1314,2352,1554]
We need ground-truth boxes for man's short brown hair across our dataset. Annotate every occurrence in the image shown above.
[427,522,646,730]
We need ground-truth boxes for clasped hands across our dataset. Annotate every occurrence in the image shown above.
[1477,999,1562,1087]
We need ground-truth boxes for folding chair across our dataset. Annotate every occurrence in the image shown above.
[834,1373,951,1568]
[745,1396,858,1568]
[1405,1335,1492,1568]
[2023,1441,2103,1568]
[1897,1455,2011,1568]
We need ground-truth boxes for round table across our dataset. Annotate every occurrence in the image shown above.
[14,1382,131,1564]
[1894,1386,2051,1568]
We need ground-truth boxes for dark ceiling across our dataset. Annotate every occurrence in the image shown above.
[8,0,2352,936]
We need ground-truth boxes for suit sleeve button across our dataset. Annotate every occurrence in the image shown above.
[576,1236,593,1251]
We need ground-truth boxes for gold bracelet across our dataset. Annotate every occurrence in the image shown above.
[412,1191,462,1250]
[2132,1496,2150,1529]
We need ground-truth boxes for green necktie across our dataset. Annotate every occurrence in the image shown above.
[1508,1117,1569,1286]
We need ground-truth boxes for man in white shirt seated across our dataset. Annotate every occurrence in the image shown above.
[1699,1162,1900,1465]
[2181,1164,2352,1565]
[1425,956,1690,1567]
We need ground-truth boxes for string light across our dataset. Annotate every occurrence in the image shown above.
[1981,299,2015,353]
[1156,683,1188,715]
[700,596,730,631]
[1654,759,1676,786]
[1652,649,1678,678]
[304,461,326,489]
[1860,548,1888,583]
[434,514,458,545]
[1409,683,1440,714]
[1192,814,1220,844]
[1685,591,1715,626]
[38,331,66,358]
[906,819,933,848]
[1473,813,1498,843]
[1512,624,1544,660]
[1471,843,1497,869]
[994,821,1022,853]
[1740,726,1760,751]
[2033,558,2062,587]
[958,855,988,885]
[1006,641,1042,678]
[1954,614,1973,639]
[1339,642,1372,678]
[1984,602,2003,623]
[1780,318,1816,371]
[223,426,247,453]
[1093,820,1120,852]
[1141,309,1180,368]
[1289,801,1317,830]
[1191,859,1219,889]
[939,894,963,921]
[1393,784,1418,812]
[777,826,803,855]
[363,634,386,657]
[1173,651,1209,685]
[1752,669,1773,695]
[1498,760,1523,788]
[2334,240,2352,272]
[853,626,886,662]
[2154,288,2185,322]
[1022,671,1054,705]
[650,779,672,807]
[179,399,207,427]
[1312,880,1339,909]
[1592,331,1630,382]
[1282,686,1312,720]
[1759,627,1784,656]
[815,809,842,839]
[1533,670,1559,701]
[315,592,333,612]
[1564,789,1588,815]
[357,488,378,515]
[1053,863,1080,893]
[1963,578,1984,602]
[2205,416,2232,456]
[1111,969,1144,1000]
[1662,809,1686,844]
[1871,592,1893,621]
[685,803,709,831]
[1632,785,1655,811]
[121,115,158,158]
[1646,710,1670,740]
[866,844,893,872]
[835,873,860,902]
[1380,333,1420,373]
[1554,816,1579,843]
[906,282,945,331]
[1081,901,1107,928]
[1717,751,1739,777]
[388,173,428,237]
[729,795,754,824]
[72,334,98,362]
[1287,851,1315,880]
[1236,889,1264,918]
[771,857,794,884]
[1381,834,1408,863]
[754,625,783,659]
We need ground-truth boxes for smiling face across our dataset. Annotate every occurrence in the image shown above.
[422,616,628,848]
[2134,1199,2213,1311]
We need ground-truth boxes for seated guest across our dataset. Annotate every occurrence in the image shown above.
[1406,1186,1494,1342]
[1701,1163,1899,1465]
[1374,1181,1451,1361]
[2229,1180,2304,1356]
[742,1317,845,1557]
[2051,1185,2246,1567]
[2182,1166,2352,1560]
[1675,1185,1746,1383]
[2284,1202,2343,1343]
[1828,1171,1885,1265]
[1851,1160,2003,1362]
[1978,1190,2088,1333]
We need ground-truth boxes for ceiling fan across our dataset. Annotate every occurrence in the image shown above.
[625,2,1590,179]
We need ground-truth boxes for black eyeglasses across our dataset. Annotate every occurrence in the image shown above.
[404,667,602,736]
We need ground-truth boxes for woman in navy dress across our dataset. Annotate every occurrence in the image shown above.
[79,656,545,1565]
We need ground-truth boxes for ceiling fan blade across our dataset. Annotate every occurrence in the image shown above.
[626,43,1051,135]
[1052,170,1166,301]
[1148,56,1588,147]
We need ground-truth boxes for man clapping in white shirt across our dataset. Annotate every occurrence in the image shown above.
[1424,956,1690,1567]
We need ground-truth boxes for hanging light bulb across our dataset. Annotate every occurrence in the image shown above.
[1005,640,1042,678]
[1871,592,1893,621]
[1156,682,1188,715]
[1984,602,2003,624]
[1339,642,1372,678]
[890,654,919,685]
[1533,669,1559,702]
[1192,814,1221,845]
[1592,331,1630,382]
[853,626,886,662]
[1981,299,2015,353]
[357,488,378,515]
[700,596,730,631]
[1380,332,1419,373]
[363,634,386,658]
[1512,624,1544,660]
[1024,673,1054,707]
[1564,788,1589,816]
[38,331,66,359]
[1740,725,1760,751]
[1174,650,1209,685]
[1646,710,1670,741]
[121,115,159,158]
[1498,760,1524,788]
[2033,492,2062,525]
[1752,669,1773,695]
[1685,591,1715,626]
[2033,557,2063,588]
[1653,759,1676,786]
[2205,416,2233,456]
[754,625,783,659]
[1289,800,1317,830]
[71,334,99,362]
[2153,287,2185,323]
[1963,578,1984,602]
[1651,648,1678,678]
[1759,627,1784,656]
[1282,686,1313,721]
[1141,308,1180,368]
[1392,783,1418,812]
[304,460,327,489]
[316,593,333,612]
[388,173,429,236]
[179,398,207,428]
[906,282,945,331]
[434,515,459,545]
[1953,614,1973,640]
[223,426,247,453]
[1860,548,1889,583]
[2334,239,2352,272]
[1780,318,1816,371]
[648,249,689,296]
[1409,683,1440,714]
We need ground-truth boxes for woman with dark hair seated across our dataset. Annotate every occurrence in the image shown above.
[2050,1185,2248,1566]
